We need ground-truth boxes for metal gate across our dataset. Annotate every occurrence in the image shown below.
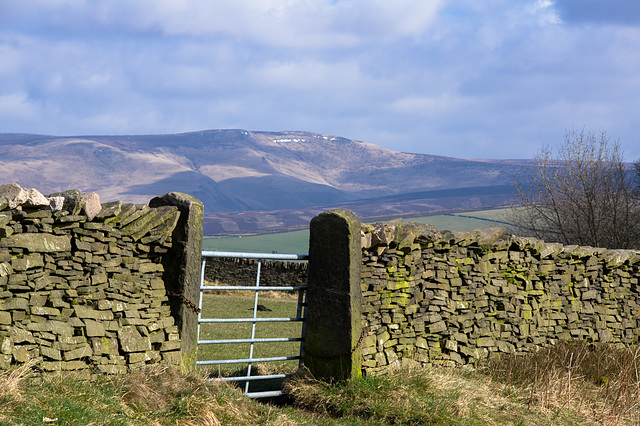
[197,251,308,398]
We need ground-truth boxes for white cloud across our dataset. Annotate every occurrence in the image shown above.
[389,94,468,116]
[1,0,640,160]
[249,59,367,91]
[0,92,38,120]
[0,0,446,48]
[141,0,446,47]
[0,44,25,77]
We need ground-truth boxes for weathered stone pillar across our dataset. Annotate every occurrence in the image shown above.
[149,192,204,372]
[304,209,363,381]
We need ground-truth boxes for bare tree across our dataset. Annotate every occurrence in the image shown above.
[507,129,640,249]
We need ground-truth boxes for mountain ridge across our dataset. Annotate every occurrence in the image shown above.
[0,129,528,234]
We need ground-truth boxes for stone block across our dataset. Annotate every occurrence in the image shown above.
[81,192,102,220]
[0,354,12,369]
[74,305,114,321]
[49,321,75,337]
[60,360,90,371]
[476,336,495,347]
[91,337,120,355]
[0,262,11,277]
[1,336,12,355]
[64,344,93,360]
[12,346,30,363]
[95,201,123,220]
[4,233,72,253]
[0,211,10,227]
[97,364,127,374]
[30,306,61,316]
[84,319,106,337]
[10,328,35,344]
[161,350,182,365]
[49,196,64,212]
[148,331,165,344]
[47,189,84,215]
[159,340,181,352]
[118,326,152,352]
[41,346,62,361]
[429,321,447,333]
[598,328,613,343]
[23,188,49,208]
[0,183,28,209]
[138,262,164,273]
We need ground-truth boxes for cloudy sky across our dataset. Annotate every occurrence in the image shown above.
[1,0,639,160]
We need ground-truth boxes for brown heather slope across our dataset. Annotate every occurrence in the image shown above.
[0,129,529,234]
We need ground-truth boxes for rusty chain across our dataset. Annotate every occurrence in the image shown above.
[166,291,201,313]
[303,328,368,360]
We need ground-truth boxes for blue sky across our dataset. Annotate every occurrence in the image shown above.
[1,0,639,160]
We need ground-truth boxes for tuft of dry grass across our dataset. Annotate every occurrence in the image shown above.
[284,364,579,425]
[0,359,37,422]
[484,341,640,425]
[0,359,36,402]
[116,364,255,425]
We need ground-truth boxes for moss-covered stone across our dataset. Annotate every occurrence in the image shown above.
[47,189,84,215]
[359,215,640,373]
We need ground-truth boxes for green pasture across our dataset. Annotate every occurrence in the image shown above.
[197,293,304,392]
[203,229,310,254]
[203,208,512,254]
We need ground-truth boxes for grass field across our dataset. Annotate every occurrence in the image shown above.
[197,292,305,394]
[203,208,511,253]
[203,229,310,254]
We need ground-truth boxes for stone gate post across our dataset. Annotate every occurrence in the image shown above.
[304,209,362,381]
[150,192,203,372]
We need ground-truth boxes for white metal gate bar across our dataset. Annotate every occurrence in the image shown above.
[198,250,308,399]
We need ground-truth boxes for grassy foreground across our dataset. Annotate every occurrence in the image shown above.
[1,341,639,425]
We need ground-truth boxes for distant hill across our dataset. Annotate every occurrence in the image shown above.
[0,129,529,234]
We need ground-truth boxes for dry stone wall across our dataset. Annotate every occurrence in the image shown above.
[0,183,185,375]
[359,220,640,373]
[204,257,307,288]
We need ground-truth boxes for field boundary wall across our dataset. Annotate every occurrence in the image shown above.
[304,209,640,378]
[0,183,203,376]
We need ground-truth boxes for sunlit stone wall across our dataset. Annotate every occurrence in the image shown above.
[0,183,202,376]
[359,220,640,373]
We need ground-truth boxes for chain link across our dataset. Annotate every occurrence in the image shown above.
[303,328,368,360]
[167,291,201,313]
